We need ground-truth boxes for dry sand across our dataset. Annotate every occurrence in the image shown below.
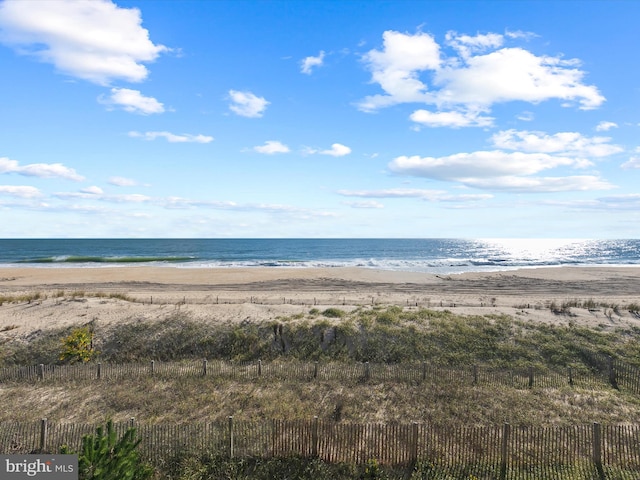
[1,266,640,339]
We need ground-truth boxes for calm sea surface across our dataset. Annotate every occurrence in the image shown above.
[0,238,638,274]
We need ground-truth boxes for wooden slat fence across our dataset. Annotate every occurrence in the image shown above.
[3,420,640,477]
[0,360,614,391]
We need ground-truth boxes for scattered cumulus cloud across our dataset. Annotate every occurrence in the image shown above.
[56,190,152,203]
[621,153,640,169]
[358,30,440,111]
[460,175,613,192]
[0,156,84,181]
[304,143,352,157]
[0,0,167,85]
[301,50,325,74]
[491,130,623,158]
[388,128,623,193]
[320,143,352,157]
[109,176,138,187]
[358,30,605,128]
[593,194,640,210]
[595,121,618,132]
[388,146,615,193]
[390,151,587,179]
[129,131,214,143]
[80,186,104,195]
[517,111,535,122]
[445,31,504,58]
[0,185,42,198]
[338,188,493,203]
[410,109,493,128]
[228,90,269,118]
[99,88,164,115]
[253,140,290,154]
[342,200,384,209]
[505,30,538,41]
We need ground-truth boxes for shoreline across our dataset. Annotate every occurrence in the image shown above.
[1,265,640,338]
[2,263,640,285]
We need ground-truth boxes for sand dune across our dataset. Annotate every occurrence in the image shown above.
[1,266,639,339]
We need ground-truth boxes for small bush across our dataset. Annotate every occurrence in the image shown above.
[60,327,98,364]
[63,420,154,480]
[322,308,346,318]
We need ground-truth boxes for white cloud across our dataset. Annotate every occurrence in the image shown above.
[109,176,138,187]
[57,189,152,203]
[595,121,618,132]
[0,0,167,85]
[359,30,605,124]
[460,175,613,192]
[301,50,325,74]
[0,156,84,181]
[445,31,504,58]
[253,140,290,154]
[517,111,535,122]
[338,188,445,199]
[621,157,640,169]
[129,131,213,143]
[357,30,440,111]
[491,130,623,158]
[99,88,164,115]
[388,149,615,193]
[0,185,42,198]
[80,186,104,195]
[342,200,384,209]
[228,90,269,118]
[337,188,493,202]
[505,30,538,41]
[589,194,640,210]
[410,109,493,128]
[390,151,586,179]
[109,193,150,203]
[320,143,352,157]
[434,47,604,110]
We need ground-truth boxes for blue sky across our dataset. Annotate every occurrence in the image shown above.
[0,0,639,238]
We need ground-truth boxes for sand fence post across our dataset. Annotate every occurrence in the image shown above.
[473,365,479,385]
[528,366,534,388]
[39,418,48,452]
[97,363,102,380]
[150,360,155,376]
[257,359,262,377]
[314,361,319,379]
[312,416,319,457]
[228,416,234,459]
[410,422,419,464]
[38,363,45,381]
[202,359,208,376]
[500,423,510,480]
[608,356,618,389]
[593,422,604,479]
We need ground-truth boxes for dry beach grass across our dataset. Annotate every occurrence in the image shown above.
[3,266,640,477]
[1,266,640,337]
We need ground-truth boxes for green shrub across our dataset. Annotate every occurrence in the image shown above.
[59,327,98,364]
[322,308,346,318]
[63,420,154,480]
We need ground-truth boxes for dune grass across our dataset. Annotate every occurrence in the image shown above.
[3,304,640,478]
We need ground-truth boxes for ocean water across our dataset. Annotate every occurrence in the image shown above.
[0,238,638,274]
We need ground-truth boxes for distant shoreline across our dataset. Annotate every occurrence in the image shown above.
[2,265,640,345]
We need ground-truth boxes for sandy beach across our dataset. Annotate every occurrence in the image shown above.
[1,266,640,338]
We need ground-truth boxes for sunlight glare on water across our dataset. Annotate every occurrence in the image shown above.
[476,238,593,266]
